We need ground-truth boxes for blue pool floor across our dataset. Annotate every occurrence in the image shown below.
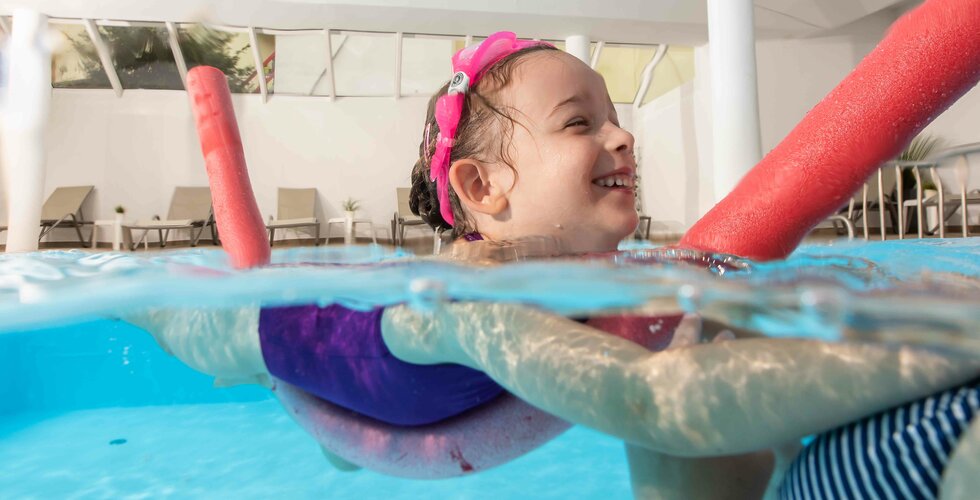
[0,400,630,499]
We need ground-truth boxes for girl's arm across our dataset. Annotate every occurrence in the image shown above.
[124,307,270,387]
[382,302,980,456]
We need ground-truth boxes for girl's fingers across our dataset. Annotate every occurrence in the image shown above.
[712,330,737,343]
[667,313,703,349]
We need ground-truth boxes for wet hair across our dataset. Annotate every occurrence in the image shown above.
[409,44,560,238]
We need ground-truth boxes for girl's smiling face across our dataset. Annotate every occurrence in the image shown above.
[471,50,638,253]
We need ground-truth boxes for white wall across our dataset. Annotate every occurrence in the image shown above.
[0,88,633,245]
[7,89,432,244]
[633,44,715,235]
[635,82,701,235]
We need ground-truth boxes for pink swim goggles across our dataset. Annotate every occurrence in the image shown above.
[429,32,553,226]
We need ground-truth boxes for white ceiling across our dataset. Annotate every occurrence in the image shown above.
[3,0,919,44]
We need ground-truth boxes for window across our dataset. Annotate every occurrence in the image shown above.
[273,33,329,96]
[177,25,268,94]
[401,35,456,96]
[98,25,183,90]
[594,45,658,104]
[641,46,695,105]
[52,23,112,89]
[332,33,395,97]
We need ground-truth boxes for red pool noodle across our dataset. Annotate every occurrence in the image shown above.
[681,0,980,261]
[187,66,271,269]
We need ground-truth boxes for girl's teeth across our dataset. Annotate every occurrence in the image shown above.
[594,175,633,188]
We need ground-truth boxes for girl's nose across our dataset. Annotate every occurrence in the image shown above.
[603,121,635,155]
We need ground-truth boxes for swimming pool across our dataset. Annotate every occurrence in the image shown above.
[0,320,631,499]
[1,238,977,498]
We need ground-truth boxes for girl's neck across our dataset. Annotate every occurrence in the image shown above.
[461,229,619,254]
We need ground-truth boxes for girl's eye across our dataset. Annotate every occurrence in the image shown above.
[565,118,589,129]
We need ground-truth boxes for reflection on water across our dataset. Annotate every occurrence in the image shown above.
[0,239,978,355]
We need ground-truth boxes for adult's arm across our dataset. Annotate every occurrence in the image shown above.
[382,302,980,456]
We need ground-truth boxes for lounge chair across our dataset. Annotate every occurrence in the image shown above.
[124,187,214,250]
[391,187,432,246]
[267,188,320,246]
[38,185,95,245]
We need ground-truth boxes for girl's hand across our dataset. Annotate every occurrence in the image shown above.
[666,313,735,349]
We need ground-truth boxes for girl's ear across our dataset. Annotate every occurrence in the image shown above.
[448,159,509,217]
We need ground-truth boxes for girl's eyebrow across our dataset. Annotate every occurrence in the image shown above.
[548,95,585,117]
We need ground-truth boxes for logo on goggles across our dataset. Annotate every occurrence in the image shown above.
[448,71,470,95]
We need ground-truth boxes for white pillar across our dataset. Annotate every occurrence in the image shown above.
[1,10,51,252]
[565,35,591,64]
[707,0,762,203]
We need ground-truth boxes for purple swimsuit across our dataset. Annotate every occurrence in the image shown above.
[259,232,502,426]
[259,305,504,426]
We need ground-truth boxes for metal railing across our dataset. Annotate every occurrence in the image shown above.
[840,143,979,240]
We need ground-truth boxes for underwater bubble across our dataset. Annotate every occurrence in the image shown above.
[676,284,702,312]
[799,286,847,336]
[408,278,447,312]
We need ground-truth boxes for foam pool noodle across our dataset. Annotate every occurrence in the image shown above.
[186,66,271,269]
[681,0,980,261]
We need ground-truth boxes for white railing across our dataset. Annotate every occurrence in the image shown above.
[842,143,979,240]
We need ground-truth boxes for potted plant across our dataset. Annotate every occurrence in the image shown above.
[342,198,359,225]
[113,205,126,251]
[897,135,942,191]
[896,134,942,233]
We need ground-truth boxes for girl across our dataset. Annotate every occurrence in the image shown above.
[134,32,979,498]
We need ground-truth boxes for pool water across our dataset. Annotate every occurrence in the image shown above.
[1,238,978,498]
[0,321,629,499]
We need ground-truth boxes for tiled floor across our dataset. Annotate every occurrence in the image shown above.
[11,226,978,255]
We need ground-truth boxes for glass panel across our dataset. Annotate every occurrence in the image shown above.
[594,45,657,104]
[331,33,395,96]
[177,25,261,94]
[641,46,696,105]
[98,25,182,90]
[453,36,486,52]
[400,36,455,96]
[273,33,328,96]
[52,23,112,89]
[256,33,275,93]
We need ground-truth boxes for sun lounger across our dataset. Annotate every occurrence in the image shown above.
[123,187,214,250]
[267,188,320,246]
[38,185,95,245]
